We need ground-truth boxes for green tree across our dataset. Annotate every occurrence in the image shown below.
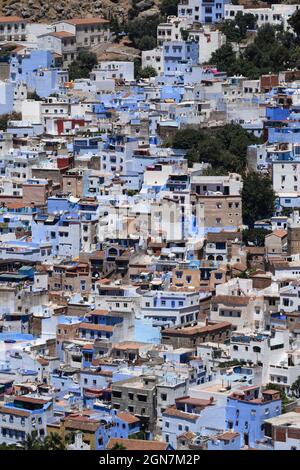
[69,50,98,81]
[21,433,44,450]
[171,128,204,149]
[288,9,300,41]
[221,12,257,43]
[42,432,67,450]
[160,0,179,17]
[170,124,260,173]
[242,172,276,228]
[211,23,299,78]
[0,112,22,131]
[209,42,238,75]
[127,15,161,50]
[137,66,157,79]
[243,228,271,246]
[291,377,300,399]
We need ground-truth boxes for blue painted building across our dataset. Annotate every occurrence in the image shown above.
[163,41,199,76]
[178,0,229,24]
[10,50,67,97]
[225,386,282,448]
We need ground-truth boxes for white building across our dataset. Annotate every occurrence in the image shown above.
[0,81,14,115]
[224,4,300,31]
[188,27,226,64]
[262,412,300,450]
[142,48,164,75]
[91,62,134,82]
[273,160,300,197]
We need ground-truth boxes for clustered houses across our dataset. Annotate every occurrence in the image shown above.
[0,0,299,454]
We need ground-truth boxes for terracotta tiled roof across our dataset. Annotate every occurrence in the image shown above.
[116,412,140,424]
[79,322,113,332]
[49,32,75,38]
[0,407,30,417]
[14,396,50,405]
[267,229,287,238]
[65,17,109,26]
[217,431,240,441]
[0,16,24,23]
[163,321,231,337]
[36,358,49,366]
[65,417,100,433]
[162,406,200,422]
[175,396,212,407]
[86,309,110,316]
[178,431,196,440]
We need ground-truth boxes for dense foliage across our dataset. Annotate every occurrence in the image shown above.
[127,14,162,50]
[242,172,276,228]
[20,432,69,450]
[211,22,300,78]
[160,0,179,17]
[0,112,22,131]
[138,66,157,79]
[242,228,272,246]
[220,11,257,42]
[133,58,157,79]
[170,124,261,173]
[69,50,98,81]
[124,0,179,51]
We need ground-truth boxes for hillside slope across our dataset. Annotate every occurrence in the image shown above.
[0,0,160,22]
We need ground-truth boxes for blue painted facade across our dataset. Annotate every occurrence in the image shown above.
[225,388,281,448]
[163,41,199,75]
[9,50,66,97]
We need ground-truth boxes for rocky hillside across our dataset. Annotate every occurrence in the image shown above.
[0,0,295,25]
[0,0,161,22]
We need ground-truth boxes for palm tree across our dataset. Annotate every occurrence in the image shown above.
[21,433,44,450]
[42,432,66,451]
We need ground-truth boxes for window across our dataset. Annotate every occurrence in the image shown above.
[137,394,147,402]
